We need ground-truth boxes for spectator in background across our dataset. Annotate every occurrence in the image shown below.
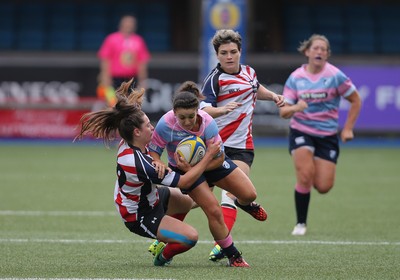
[279,34,361,236]
[97,15,150,106]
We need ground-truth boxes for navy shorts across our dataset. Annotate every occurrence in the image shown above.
[224,146,254,167]
[288,128,340,164]
[170,156,238,194]
[124,187,170,238]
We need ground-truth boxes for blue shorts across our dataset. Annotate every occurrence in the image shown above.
[224,146,254,167]
[124,187,170,238]
[170,157,237,194]
[288,128,340,164]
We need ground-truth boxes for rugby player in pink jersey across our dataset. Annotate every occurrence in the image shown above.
[279,34,361,236]
[148,84,271,266]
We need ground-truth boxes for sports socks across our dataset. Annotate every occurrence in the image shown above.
[158,212,189,260]
[215,233,238,258]
[294,186,311,224]
[221,190,237,231]
[162,242,192,260]
[221,206,237,232]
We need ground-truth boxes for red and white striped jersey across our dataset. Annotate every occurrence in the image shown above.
[114,140,179,222]
[201,64,260,150]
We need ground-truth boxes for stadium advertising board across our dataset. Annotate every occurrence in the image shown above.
[338,66,400,132]
[0,65,399,138]
[200,0,246,81]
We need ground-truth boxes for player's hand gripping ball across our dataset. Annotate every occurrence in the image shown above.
[176,136,206,166]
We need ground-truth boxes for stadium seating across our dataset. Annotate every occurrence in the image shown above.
[376,5,400,53]
[15,3,47,50]
[48,2,77,50]
[314,5,345,54]
[1,2,399,54]
[345,4,376,54]
[283,5,314,52]
[0,2,15,49]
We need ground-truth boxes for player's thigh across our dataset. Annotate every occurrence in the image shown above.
[188,182,222,217]
[314,157,336,192]
[232,159,250,176]
[166,187,195,215]
[215,168,256,201]
[292,146,315,175]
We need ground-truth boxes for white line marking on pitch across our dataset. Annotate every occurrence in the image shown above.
[0,210,116,216]
[0,279,175,280]
[0,238,398,246]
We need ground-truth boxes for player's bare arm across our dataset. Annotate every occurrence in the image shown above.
[279,100,308,119]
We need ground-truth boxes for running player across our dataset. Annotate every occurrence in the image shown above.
[200,29,285,261]
[279,34,361,235]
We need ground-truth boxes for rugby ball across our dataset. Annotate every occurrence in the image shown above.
[176,136,206,166]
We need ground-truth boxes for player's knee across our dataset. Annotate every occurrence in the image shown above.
[186,229,198,247]
[237,187,257,203]
[314,184,333,194]
[247,190,257,203]
[205,203,224,221]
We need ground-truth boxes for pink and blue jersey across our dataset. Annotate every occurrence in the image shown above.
[283,62,356,136]
[149,110,223,167]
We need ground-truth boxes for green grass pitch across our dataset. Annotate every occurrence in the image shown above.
[0,142,399,279]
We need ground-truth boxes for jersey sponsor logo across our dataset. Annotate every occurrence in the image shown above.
[300,92,328,100]
[228,87,241,94]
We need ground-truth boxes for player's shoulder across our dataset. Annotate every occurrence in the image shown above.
[198,109,213,120]
[240,64,255,71]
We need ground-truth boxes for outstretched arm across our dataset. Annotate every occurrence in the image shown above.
[341,91,362,143]
[279,100,308,119]
[257,84,285,107]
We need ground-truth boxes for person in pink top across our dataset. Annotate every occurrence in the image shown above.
[279,34,362,236]
[98,14,150,104]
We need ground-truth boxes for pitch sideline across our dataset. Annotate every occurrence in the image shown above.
[0,238,398,246]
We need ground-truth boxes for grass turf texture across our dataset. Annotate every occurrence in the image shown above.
[0,143,399,279]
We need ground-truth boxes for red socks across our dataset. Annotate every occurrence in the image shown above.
[222,206,237,232]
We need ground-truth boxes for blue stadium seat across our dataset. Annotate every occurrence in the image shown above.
[376,5,400,53]
[140,3,170,51]
[0,30,14,49]
[283,5,314,52]
[0,2,16,49]
[16,3,47,50]
[77,2,110,51]
[314,5,345,53]
[48,29,77,51]
[78,30,107,51]
[47,3,77,51]
[16,29,46,50]
[344,4,376,53]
